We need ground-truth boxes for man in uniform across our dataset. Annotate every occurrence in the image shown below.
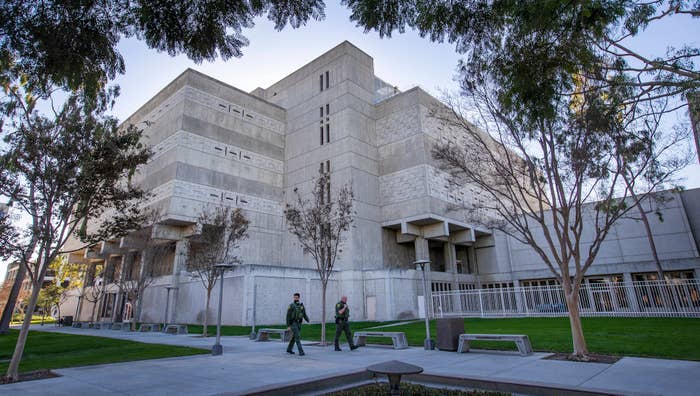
[334,296,358,351]
[286,292,309,355]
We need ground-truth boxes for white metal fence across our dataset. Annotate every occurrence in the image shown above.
[430,280,700,318]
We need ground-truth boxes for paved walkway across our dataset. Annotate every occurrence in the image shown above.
[3,325,699,395]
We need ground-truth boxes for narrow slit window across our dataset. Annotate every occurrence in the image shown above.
[325,124,330,143]
[319,74,324,92]
[320,126,324,145]
[325,71,329,89]
[326,160,331,202]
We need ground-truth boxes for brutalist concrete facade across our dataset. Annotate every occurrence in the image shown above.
[62,42,700,326]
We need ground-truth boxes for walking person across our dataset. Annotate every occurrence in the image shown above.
[334,296,358,351]
[286,292,309,356]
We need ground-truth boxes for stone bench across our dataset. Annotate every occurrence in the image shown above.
[458,334,533,356]
[138,323,161,332]
[94,322,112,330]
[164,324,188,335]
[353,331,408,350]
[255,328,291,342]
[110,323,123,330]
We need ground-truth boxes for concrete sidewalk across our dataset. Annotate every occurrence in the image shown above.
[2,325,698,395]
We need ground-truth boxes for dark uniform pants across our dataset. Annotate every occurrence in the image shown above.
[287,321,304,353]
[334,319,355,348]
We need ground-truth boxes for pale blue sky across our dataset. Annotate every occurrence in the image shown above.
[109,3,700,186]
[1,4,699,281]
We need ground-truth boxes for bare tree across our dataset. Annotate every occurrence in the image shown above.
[187,204,249,337]
[132,236,175,329]
[284,170,353,345]
[82,262,107,323]
[115,239,173,329]
[431,78,688,360]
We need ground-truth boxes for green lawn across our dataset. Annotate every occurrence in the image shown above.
[375,317,700,360]
[0,330,208,374]
[10,315,56,325]
[190,317,700,360]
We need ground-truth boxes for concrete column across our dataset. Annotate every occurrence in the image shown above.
[444,242,460,314]
[623,272,640,312]
[513,279,525,314]
[111,254,130,324]
[100,257,117,323]
[414,236,433,318]
[468,245,481,287]
[75,265,91,322]
[169,239,189,324]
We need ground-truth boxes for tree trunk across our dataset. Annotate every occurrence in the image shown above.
[0,263,28,334]
[320,283,327,346]
[203,289,211,337]
[633,194,664,280]
[564,288,589,359]
[90,293,99,323]
[5,279,41,381]
[133,292,143,330]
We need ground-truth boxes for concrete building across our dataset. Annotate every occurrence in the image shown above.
[62,42,700,326]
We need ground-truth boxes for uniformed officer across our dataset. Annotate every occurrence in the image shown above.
[286,292,310,355]
[334,296,358,351]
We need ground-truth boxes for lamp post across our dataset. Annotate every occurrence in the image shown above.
[163,286,178,329]
[414,259,435,350]
[212,263,234,355]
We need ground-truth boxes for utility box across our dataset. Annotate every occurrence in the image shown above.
[436,318,465,351]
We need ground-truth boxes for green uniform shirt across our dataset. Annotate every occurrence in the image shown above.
[286,301,309,326]
[335,301,349,320]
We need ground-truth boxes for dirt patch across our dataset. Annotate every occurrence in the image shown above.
[544,352,620,364]
[0,370,60,385]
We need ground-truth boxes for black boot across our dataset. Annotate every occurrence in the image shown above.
[286,349,295,354]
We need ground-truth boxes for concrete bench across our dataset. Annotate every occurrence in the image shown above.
[353,331,408,350]
[164,324,188,335]
[255,328,291,342]
[139,323,161,332]
[110,323,123,330]
[94,322,111,330]
[458,334,533,356]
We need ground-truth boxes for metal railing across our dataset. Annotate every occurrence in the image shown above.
[430,279,700,318]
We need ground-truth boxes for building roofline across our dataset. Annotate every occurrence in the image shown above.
[264,40,374,90]
[122,68,285,127]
